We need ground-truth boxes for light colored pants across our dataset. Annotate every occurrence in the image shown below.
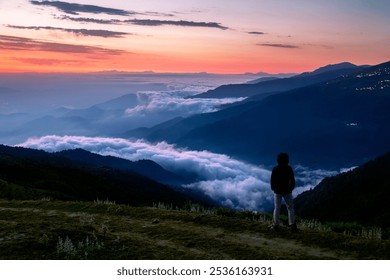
[273,193,295,226]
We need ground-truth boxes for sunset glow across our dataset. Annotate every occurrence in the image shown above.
[1,0,389,73]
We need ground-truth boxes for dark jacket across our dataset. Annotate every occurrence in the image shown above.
[271,165,295,194]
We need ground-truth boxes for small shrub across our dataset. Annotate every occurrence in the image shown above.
[360,227,382,240]
[94,198,116,205]
[183,201,214,214]
[298,219,331,232]
[153,202,174,210]
[235,210,270,222]
[56,236,77,259]
[56,236,104,259]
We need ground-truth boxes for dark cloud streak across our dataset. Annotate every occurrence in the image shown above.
[60,15,121,24]
[144,11,175,17]
[248,31,266,35]
[125,19,229,30]
[13,57,82,65]
[6,25,131,38]
[60,16,229,30]
[31,1,175,17]
[257,43,300,49]
[30,0,132,16]
[0,34,125,55]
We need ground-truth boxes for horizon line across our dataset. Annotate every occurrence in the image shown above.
[0,69,299,76]
[0,60,379,76]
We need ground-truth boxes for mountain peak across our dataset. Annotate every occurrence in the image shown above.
[298,62,358,77]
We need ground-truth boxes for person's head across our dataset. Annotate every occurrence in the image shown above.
[277,152,289,166]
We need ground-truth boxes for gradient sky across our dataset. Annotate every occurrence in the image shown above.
[1,0,389,73]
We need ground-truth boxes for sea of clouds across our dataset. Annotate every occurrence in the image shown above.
[19,135,338,211]
[116,89,245,131]
[0,73,248,144]
[125,90,245,117]
[6,72,341,211]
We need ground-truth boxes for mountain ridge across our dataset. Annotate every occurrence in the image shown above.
[127,60,390,169]
[192,62,367,99]
[0,144,208,205]
[298,62,358,77]
[295,151,390,227]
[55,148,190,186]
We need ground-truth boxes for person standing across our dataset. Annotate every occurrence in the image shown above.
[270,152,297,232]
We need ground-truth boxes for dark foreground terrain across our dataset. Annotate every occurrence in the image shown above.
[0,199,389,260]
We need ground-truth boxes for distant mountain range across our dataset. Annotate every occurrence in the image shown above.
[192,62,367,99]
[0,145,210,206]
[126,61,390,169]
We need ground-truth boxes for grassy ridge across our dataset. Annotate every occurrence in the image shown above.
[0,199,389,260]
[0,150,196,207]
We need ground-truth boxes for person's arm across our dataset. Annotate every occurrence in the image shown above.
[270,168,276,192]
[289,166,295,190]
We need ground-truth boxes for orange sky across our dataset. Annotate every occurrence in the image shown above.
[1,0,389,74]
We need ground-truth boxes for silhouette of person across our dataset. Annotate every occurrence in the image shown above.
[270,152,297,231]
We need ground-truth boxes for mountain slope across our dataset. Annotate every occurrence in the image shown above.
[123,100,260,143]
[0,145,199,206]
[193,62,365,99]
[171,61,390,168]
[56,148,189,186]
[295,152,390,227]
[298,62,358,76]
[125,62,370,144]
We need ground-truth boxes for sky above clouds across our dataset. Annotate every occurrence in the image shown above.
[0,0,389,73]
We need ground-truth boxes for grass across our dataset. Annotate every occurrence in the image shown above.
[0,199,389,260]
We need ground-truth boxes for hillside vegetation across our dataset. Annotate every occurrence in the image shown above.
[295,152,390,227]
[0,145,205,207]
[1,199,389,260]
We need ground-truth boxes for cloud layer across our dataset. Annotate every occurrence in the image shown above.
[6,25,131,38]
[30,0,132,16]
[248,31,266,35]
[18,135,273,210]
[60,16,229,30]
[126,19,228,30]
[29,1,229,30]
[125,91,245,117]
[0,35,124,55]
[18,135,337,211]
[258,43,300,49]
